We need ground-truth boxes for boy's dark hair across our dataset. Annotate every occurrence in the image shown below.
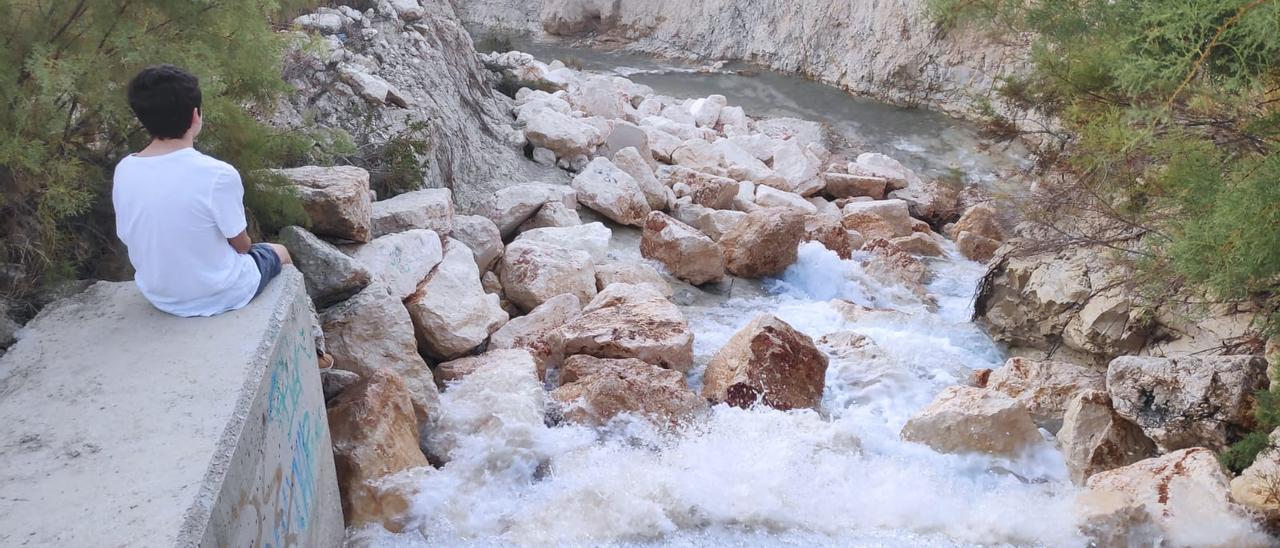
[126,65,202,140]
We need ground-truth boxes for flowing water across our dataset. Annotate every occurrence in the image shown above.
[351,39,1095,547]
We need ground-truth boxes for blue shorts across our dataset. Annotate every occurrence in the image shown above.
[249,243,283,296]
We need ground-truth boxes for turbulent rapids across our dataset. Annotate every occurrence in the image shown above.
[356,239,1093,546]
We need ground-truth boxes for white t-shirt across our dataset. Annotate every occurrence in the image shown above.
[113,147,261,317]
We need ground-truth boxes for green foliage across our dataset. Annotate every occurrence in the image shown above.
[1222,388,1280,473]
[927,0,1280,467]
[0,0,314,299]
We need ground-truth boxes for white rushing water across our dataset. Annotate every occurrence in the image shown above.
[352,241,1097,547]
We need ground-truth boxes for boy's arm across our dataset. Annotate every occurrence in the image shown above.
[228,231,252,254]
[211,168,252,254]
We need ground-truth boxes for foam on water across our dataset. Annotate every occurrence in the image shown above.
[352,244,1101,547]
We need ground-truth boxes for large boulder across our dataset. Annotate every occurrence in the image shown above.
[552,356,708,427]
[321,283,440,430]
[840,199,913,240]
[1086,448,1268,547]
[717,208,805,278]
[523,107,604,158]
[1057,390,1157,484]
[276,165,373,242]
[974,246,1174,363]
[595,261,673,298]
[278,226,372,307]
[956,230,1002,263]
[890,232,946,258]
[450,215,503,273]
[328,368,429,531]
[489,293,582,381]
[701,314,828,410]
[486,183,578,239]
[370,188,453,238]
[639,211,726,285]
[344,229,443,300]
[499,240,597,313]
[556,283,695,372]
[900,386,1043,457]
[613,146,672,211]
[571,158,651,226]
[405,241,508,360]
[986,357,1106,430]
[1107,355,1268,452]
[514,222,611,264]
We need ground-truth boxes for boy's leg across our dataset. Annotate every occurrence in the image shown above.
[267,242,292,266]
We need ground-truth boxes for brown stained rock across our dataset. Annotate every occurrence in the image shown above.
[702,314,829,410]
[802,214,855,259]
[557,283,695,372]
[956,230,1001,263]
[640,211,726,285]
[718,208,805,279]
[275,165,374,243]
[328,368,429,531]
[552,355,708,427]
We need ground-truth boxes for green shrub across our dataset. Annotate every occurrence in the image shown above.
[0,0,315,300]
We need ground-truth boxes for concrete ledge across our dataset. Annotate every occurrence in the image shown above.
[0,268,343,547]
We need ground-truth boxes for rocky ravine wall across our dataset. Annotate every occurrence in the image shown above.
[275,1,543,212]
[454,0,1029,117]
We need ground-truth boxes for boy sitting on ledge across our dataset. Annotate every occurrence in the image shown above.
[113,65,292,318]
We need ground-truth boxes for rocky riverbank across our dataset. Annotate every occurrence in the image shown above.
[455,0,1032,121]
[266,2,1275,542]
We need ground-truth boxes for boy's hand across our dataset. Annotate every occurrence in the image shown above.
[228,230,252,254]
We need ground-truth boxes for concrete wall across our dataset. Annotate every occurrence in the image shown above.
[0,268,344,547]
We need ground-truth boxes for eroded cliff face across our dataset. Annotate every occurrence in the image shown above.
[455,0,1029,117]
[273,1,531,211]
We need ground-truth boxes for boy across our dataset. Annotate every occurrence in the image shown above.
[113,65,292,317]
